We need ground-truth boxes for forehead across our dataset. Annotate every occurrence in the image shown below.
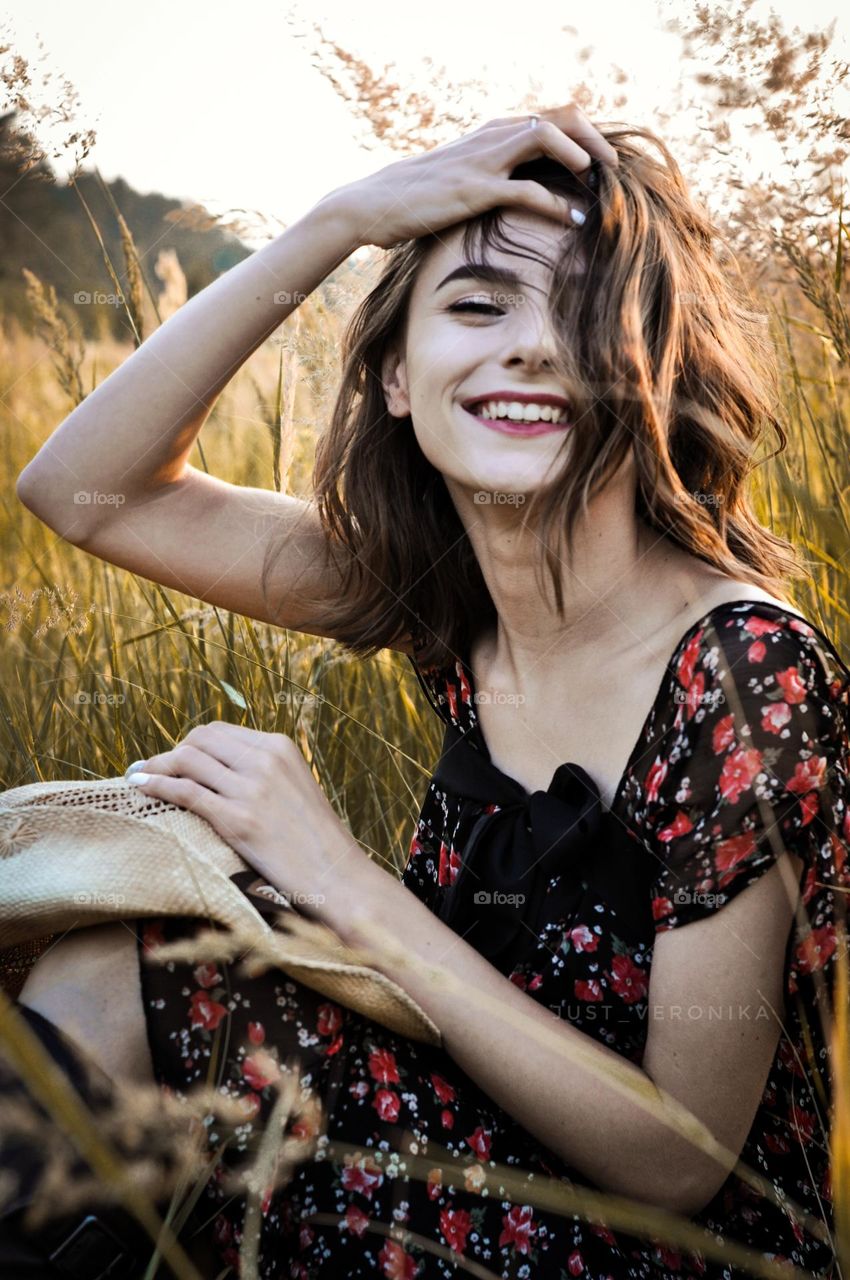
[413,209,583,300]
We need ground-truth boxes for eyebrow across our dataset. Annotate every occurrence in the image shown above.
[434,262,532,294]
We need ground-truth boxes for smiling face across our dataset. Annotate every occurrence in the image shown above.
[382,208,586,505]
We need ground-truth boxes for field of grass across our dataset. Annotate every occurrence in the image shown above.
[1,170,849,1278]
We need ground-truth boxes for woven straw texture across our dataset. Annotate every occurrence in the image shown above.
[0,777,441,1047]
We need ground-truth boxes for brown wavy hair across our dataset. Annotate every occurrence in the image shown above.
[261,122,808,670]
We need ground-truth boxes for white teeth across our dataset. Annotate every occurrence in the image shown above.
[470,399,568,424]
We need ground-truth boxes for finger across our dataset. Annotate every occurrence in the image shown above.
[489,179,581,228]
[125,772,245,847]
[183,722,286,773]
[130,743,243,796]
[535,105,620,169]
[505,119,594,179]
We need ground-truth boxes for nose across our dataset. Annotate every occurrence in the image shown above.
[501,308,557,372]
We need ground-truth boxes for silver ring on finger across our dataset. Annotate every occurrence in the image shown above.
[528,114,540,129]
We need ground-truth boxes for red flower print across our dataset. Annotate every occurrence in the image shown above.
[369,1048,401,1084]
[446,680,459,721]
[790,1105,816,1143]
[795,922,837,976]
[509,971,527,990]
[762,702,792,735]
[712,714,736,753]
[458,664,473,708]
[499,1204,538,1255]
[719,746,763,804]
[438,841,450,886]
[656,1244,683,1268]
[652,896,674,924]
[747,640,767,663]
[575,978,603,1002]
[568,925,598,952]
[431,1073,456,1104]
[765,1132,791,1155]
[678,630,703,689]
[657,810,695,843]
[242,1053,276,1091]
[745,616,781,638]
[189,989,228,1031]
[645,758,669,804]
[345,1204,370,1237]
[776,666,807,704]
[567,1249,585,1274]
[299,1224,315,1251]
[528,973,543,990]
[608,954,648,1004]
[379,1238,419,1280]
[193,962,222,989]
[141,921,165,955]
[341,1152,384,1200]
[440,1205,472,1254]
[715,831,757,885]
[685,670,706,719]
[317,1003,343,1037]
[464,1125,491,1160]
[787,755,828,794]
[247,1020,265,1045]
[799,792,819,827]
[373,1088,401,1122]
[441,1108,454,1129]
[589,1222,617,1245]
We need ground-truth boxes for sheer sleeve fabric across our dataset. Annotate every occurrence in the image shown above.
[641,610,850,934]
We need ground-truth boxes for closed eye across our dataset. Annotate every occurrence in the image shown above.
[447,301,505,317]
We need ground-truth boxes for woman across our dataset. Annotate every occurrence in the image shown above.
[9,104,850,1277]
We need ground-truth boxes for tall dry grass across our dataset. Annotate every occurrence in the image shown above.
[1,7,850,1276]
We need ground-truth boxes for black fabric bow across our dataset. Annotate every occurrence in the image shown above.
[430,719,654,974]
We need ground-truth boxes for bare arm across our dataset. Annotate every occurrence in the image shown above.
[16,192,359,538]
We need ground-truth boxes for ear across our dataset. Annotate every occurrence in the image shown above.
[381,344,411,419]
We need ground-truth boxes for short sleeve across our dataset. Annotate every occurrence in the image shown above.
[642,609,850,932]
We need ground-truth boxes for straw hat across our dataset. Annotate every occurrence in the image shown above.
[0,776,442,1048]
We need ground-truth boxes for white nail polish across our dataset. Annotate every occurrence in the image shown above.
[124,759,148,778]
[569,207,586,226]
[126,772,151,786]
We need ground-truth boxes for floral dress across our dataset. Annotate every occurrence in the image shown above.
[134,599,850,1279]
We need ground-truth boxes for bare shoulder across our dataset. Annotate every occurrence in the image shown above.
[18,922,154,1087]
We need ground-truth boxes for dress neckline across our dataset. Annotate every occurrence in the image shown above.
[457,598,838,816]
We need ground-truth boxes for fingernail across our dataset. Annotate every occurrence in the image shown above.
[569,207,586,226]
[126,772,151,786]
[124,759,148,778]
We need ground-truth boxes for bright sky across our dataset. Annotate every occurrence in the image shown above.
[5,0,849,248]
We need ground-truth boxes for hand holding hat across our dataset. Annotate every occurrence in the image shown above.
[123,719,380,936]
